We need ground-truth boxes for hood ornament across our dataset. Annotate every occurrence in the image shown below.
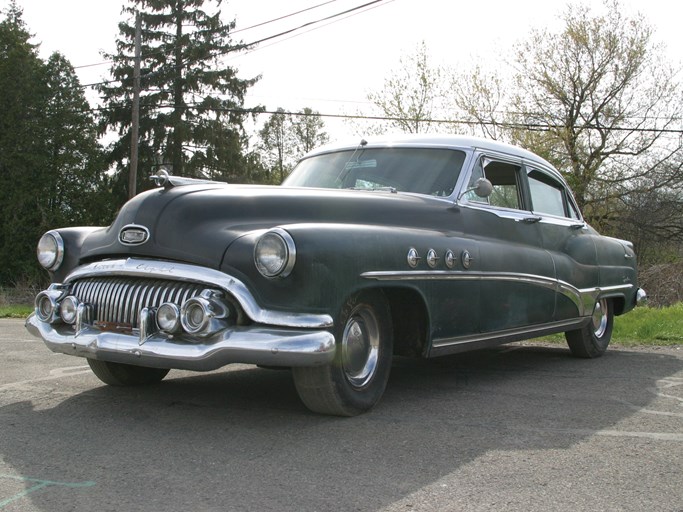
[119,224,150,246]
[151,169,227,189]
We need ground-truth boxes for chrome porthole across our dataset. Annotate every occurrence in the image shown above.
[592,299,609,338]
[341,308,380,389]
[461,250,473,269]
[426,249,439,268]
[445,250,456,269]
[407,248,420,268]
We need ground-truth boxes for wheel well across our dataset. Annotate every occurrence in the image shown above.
[610,296,626,315]
[380,287,429,358]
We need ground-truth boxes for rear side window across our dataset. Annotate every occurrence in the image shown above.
[527,169,578,218]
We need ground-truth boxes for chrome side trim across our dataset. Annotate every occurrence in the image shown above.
[361,270,635,317]
[26,313,335,370]
[432,318,586,350]
[65,259,333,329]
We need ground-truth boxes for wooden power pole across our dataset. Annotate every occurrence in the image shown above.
[129,12,142,199]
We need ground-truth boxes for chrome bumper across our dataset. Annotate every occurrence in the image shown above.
[26,314,336,371]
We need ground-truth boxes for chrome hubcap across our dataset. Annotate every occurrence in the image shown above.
[341,308,380,389]
[592,299,608,338]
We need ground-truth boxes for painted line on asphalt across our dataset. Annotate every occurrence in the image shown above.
[0,475,95,509]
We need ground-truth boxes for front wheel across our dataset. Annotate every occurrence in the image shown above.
[87,358,170,386]
[292,290,393,416]
[565,298,614,358]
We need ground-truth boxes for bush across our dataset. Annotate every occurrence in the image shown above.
[638,262,683,307]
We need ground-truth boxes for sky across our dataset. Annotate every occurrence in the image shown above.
[2,0,682,141]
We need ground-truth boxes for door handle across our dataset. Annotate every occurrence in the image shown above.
[520,215,542,224]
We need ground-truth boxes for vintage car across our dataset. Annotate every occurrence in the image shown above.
[26,135,646,416]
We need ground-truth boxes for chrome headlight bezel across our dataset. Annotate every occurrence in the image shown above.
[254,228,296,278]
[156,302,182,333]
[58,296,79,325]
[37,230,64,271]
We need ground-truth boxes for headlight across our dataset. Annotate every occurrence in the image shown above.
[37,231,64,271]
[254,228,296,278]
[157,303,181,333]
[59,296,79,325]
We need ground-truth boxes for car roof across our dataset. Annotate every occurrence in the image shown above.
[305,134,561,180]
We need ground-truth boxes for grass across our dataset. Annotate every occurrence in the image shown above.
[2,301,682,347]
[612,302,683,346]
[0,304,33,318]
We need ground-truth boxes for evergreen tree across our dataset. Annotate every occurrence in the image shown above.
[0,2,108,285]
[0,2,51,284]
[44,53,109,226]
[99,0,259,202]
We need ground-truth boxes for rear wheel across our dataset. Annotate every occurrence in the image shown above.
[292,290,393,416]
[87,358,170,386]
[565,298,613,358]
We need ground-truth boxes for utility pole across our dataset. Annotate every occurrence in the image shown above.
[129,12,142,199]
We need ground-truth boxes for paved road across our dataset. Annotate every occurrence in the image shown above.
[1,318,682,511]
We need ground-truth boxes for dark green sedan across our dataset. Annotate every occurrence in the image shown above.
[26,135,646,416]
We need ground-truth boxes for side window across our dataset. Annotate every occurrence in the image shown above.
[467,157,523,210]
[527,168,574,218]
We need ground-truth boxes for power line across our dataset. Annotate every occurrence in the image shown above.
[73,0,354,72]
[79,0,390,89]
[230,0,339,34]
[82,104,683,135]
[226,0,394,60]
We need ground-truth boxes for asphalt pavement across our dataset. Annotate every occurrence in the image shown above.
[1,318,681,511]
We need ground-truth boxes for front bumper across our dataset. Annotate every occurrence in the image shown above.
[26,313,336,371]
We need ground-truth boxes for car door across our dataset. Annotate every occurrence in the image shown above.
[460,153,556,333]
[525,165,599,320]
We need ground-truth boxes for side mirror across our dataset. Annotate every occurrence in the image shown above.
[457,178,493,204]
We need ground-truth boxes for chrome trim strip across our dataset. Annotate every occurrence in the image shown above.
[432,318,586,349]
[65,258,333,329]
[361,270,635,317]
[26,313,335,370]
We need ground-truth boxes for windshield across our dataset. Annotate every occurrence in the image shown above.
[283,147,466,197]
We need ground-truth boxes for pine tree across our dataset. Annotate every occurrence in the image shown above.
[99,0,259,202]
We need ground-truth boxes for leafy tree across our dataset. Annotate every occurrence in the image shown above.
[451,1,683,243]
[98,0,260,203]
[258,108,329,183]
[362,41,447,135]
[258,108,292,183]
[291,107,329,154]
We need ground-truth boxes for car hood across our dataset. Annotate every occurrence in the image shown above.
[79,183,455,269]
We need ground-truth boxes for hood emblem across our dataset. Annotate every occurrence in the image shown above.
[119,225,150,246]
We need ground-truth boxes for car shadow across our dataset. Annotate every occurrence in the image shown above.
[1,344,681,511]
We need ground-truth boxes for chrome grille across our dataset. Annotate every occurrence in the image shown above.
[70,277,210,327]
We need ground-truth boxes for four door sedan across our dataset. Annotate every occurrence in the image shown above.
[26,135,646,416]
